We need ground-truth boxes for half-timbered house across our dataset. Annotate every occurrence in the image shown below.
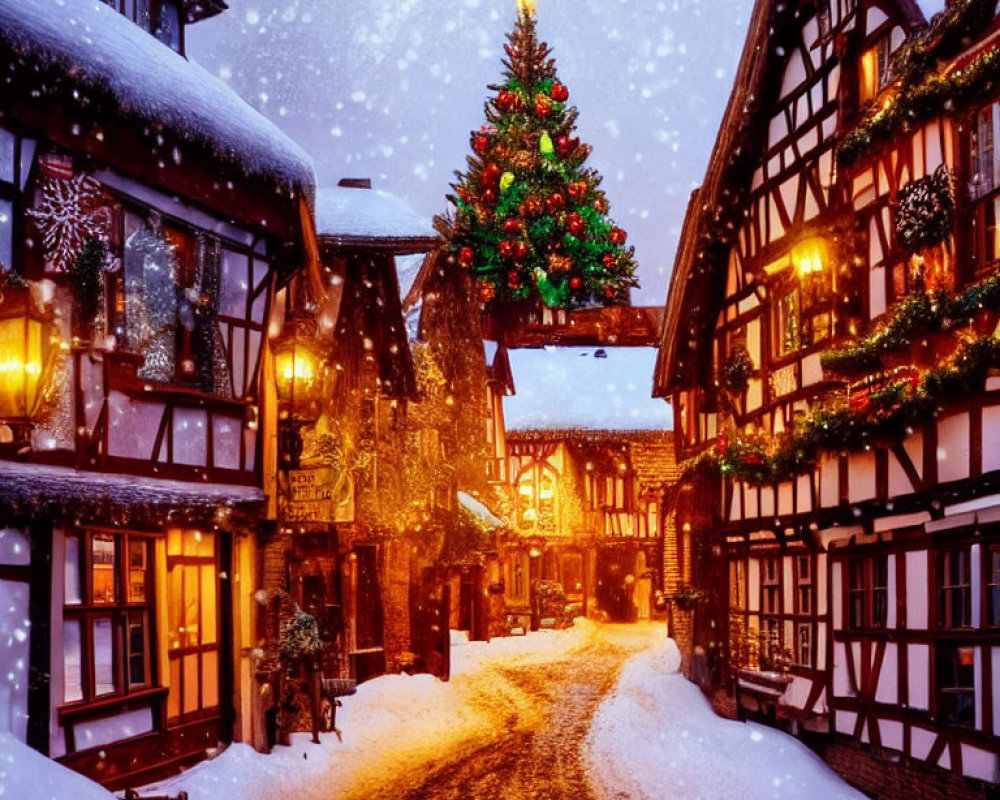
[503,346,674,626]
[657,0,1000,796]
[0,0,315,788]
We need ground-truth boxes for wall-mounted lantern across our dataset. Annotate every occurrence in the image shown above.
[0,277,60,452]
[274,312,322,470]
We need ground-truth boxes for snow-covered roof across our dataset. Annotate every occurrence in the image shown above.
[0,462,264,509]
[315,186,439,249]
[0,0,313,192]
[458,491,508,530]
[503,346,673,433]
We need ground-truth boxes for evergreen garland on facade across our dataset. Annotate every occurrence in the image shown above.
[446,6,638,309]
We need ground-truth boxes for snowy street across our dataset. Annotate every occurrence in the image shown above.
[110,621,866,800]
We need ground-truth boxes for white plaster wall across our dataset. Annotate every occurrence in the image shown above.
[908,644,930,710]
[759,486,774,518]
[745,486,758,520]
[881,718,904,753]
[876,642,897,705]
[817,553,828,616]
[832,641,852,697]
[961,746,999,784]
[780,50,808,99]
[906,550,928,629]
[848,451,877,502]
[796,473,812,514]
[983,405,1000,474]
[820,454,839,510]
[937,412,970,484]
[778,482,793,516]
[911,726,936,761]
[835,709,857,736]
[866,6,888,30]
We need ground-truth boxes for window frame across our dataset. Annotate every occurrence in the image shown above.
[935,642,976,728]
[846,553,888,630]
[937,545,973,630]
[61,529,157,709]
[970,102,1000,274]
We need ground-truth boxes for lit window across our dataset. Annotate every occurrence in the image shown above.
[62,531,154,705]
[859,37,891,104]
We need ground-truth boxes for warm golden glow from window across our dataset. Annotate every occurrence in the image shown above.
[792,238,826,278]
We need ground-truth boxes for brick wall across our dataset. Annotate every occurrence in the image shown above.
[819,739,996,800]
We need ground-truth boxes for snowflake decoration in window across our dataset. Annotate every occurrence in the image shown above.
[27,173,112,272]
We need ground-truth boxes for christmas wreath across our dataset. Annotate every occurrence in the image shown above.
[895,165,954,253]
[279,606,324,664]
[721,344,755,394]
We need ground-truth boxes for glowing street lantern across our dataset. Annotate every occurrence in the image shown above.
[792,238,827,278]
[0,279,59,447]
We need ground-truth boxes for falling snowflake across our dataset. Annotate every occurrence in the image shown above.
[27,173,112,272]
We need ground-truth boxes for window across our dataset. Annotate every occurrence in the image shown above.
[775,289,801,357]
[795,555,812,616]
[795,622,812,668]
[972,103,1000,270]
[729,559,746,609]
[846,554,888,629]
[936,644,975,727]
[988,545,1000,627]
[859,37,891,104]
[938,546,972,629]
[165,529,219,720]
[761,557,780,615]
[62,531,154,705]
[517,464,556,532]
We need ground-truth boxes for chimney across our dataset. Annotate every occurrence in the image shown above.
[338,178,371,189]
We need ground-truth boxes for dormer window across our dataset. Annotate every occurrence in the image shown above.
[101,0,184,54]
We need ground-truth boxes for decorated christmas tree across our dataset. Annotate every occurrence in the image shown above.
[447,0,638,309]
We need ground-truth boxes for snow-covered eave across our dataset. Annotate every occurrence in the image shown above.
[0,461,265,513]
[318,233,442,256]
[457,491,509,531]
[0,0,315,238]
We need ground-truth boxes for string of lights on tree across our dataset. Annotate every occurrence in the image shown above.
[446,1,638,309]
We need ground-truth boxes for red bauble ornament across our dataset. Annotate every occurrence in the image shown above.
[546,192,565,212]
[499,241,515,259]
[569,276,583,290]
[514,241,529,260]
[535,95,551,118]
[609,227,627,245]
[497,90,512,110]
[521,196,542,218]
[567,212,585,237]
[603,253,616,269]
[482,188,497,205]
[568,181,587,200]
[503,218,521,234]
[479,281,496,302]
[555,135,572,157]
[507,269,521,287]
[483,163,501,185]
[605,284,616,299]
[473,134,489,155]
[458,246,474,267]
[551,81,568,102]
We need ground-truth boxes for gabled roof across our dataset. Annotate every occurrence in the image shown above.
[504,346,672,433]
[315,185,440,253]
[653,0,925,398]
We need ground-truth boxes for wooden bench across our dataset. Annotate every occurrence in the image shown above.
[319,677,357,737]
[734,668,792,724]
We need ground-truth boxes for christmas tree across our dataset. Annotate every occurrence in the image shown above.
[447,0,638,309]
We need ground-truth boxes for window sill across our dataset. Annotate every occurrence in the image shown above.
[58,686,168,724]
